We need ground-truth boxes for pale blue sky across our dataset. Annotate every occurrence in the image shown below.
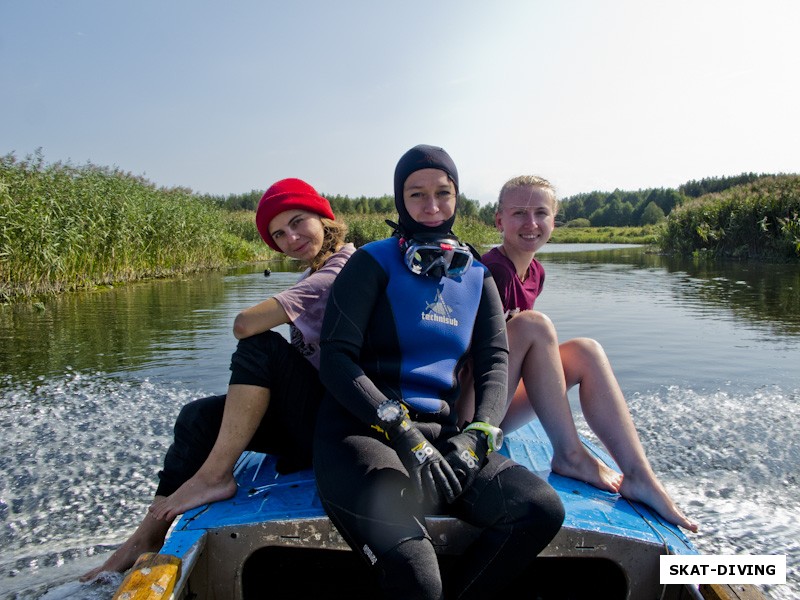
[2,0,798,204]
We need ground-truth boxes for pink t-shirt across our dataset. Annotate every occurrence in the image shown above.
[480,247,545,318]
[274,243,355,369]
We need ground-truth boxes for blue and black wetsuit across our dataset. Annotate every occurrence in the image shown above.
[314,236,564,600]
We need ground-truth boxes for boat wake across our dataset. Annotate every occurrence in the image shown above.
[1,372,797,599]
[575,383,799,600]
[0,370,206,600]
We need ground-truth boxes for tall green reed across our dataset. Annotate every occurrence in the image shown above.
[658,175,800,260]
[0,152,271,301]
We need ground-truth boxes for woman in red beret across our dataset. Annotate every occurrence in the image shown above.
[81,178,355,582]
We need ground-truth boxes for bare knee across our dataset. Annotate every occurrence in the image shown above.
[507,310,558,344]
[560,338,612,388]
[564,337,607,363]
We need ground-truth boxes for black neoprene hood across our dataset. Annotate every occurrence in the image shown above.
[393,144,459,237]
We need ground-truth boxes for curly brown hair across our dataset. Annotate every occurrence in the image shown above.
[309,218,349,272]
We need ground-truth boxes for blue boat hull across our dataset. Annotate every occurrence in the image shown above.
[136,420,702,599]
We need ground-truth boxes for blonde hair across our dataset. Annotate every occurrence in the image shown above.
[497,175,559,215]
[309,217,348,272]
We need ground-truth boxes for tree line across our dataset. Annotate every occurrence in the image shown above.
[208,190,497,224]
[210,173,780,228]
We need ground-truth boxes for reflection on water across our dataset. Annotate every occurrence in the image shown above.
[532,247,800,396]
[540,244,800,336]
[1,247,798,599]
[0,259,307,392]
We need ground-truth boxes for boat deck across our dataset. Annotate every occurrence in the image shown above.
[155,421,698,599]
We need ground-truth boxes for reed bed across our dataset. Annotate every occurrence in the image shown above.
[0,153,270,301]
[657,175,800,260]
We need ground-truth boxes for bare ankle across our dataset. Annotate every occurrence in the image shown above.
[553,445,591,469]
[193,467,236,487]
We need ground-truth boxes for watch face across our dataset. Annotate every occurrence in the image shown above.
[377,401,402,423]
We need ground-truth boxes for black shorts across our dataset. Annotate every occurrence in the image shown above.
[156,331,324,496]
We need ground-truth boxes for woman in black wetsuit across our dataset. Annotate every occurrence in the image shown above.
[313,145,565,599]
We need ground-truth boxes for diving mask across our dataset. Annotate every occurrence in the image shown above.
[402,235,474,279]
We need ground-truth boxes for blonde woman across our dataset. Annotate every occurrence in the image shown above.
[481,175,697,533]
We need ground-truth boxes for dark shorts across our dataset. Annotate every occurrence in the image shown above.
[156,331,324,496]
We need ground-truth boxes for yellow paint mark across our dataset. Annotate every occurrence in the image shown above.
[112,553,182,600]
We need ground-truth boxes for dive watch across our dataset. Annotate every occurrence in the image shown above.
[376,400,405,428]
[463,421,504,452]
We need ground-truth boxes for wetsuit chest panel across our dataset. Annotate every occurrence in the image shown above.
[364,238,484,413]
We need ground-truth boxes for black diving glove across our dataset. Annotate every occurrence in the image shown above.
[444,430,490,493]
[377,401,462,505]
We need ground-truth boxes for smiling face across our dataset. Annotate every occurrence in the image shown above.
[402,168,457,229]
[496,186,556,256]
[267,209,325,262]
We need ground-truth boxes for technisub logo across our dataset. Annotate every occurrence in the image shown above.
[422,290,458,326]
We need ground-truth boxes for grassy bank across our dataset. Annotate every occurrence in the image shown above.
[551,225,657,245]
[657,175,800,261]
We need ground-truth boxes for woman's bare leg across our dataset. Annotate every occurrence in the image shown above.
[149,384,270,521]
[79,498,173,581]
[559,338,698,532]
[502,311,622,493]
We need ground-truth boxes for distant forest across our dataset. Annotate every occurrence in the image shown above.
[211,190,498,224]
[208,172,780,228]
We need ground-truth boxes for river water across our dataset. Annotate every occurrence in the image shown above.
[1,245,798,599]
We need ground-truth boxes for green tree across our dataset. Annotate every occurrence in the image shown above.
[478,202,497,226]
[590,195,626,226]
[640,201,666,225]
[459,194,479,218]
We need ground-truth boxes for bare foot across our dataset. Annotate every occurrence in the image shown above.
[79,510,172,582]
[619,472,699,532]
[551,447,623,493]
[149,471,237,521]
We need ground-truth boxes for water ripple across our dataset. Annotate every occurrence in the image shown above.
[0,371,199,599]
